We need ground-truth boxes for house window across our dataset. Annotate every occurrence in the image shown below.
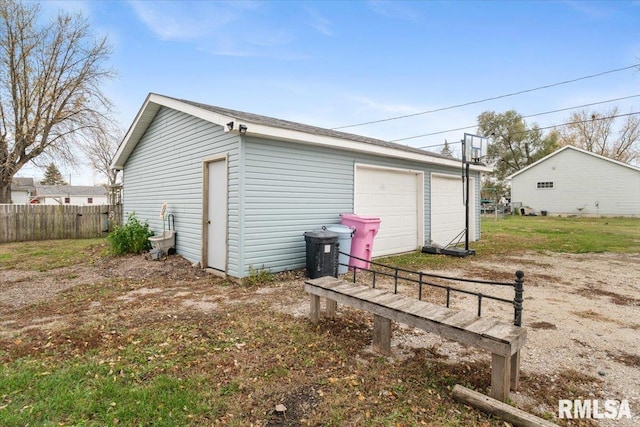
[87,197,93,204]
[537,181,554,189]
[64,197,70,204]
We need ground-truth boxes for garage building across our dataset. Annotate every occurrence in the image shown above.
[112,93,488,278]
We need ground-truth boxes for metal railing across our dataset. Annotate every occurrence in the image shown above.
[339,252,524,326]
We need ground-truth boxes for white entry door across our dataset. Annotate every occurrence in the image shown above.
[207,159,227,271]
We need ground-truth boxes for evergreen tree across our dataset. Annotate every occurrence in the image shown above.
[41,164,67,185]
[440,140,454,157]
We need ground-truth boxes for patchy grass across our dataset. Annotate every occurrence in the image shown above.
[0,288,507,426]
[0,225,623,426]
[0,238,105,271]
[479,215,640,254]
[380,216,640,269]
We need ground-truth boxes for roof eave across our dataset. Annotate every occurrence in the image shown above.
[111,93,239,170]
[111,93,494,173]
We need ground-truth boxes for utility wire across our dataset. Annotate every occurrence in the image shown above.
[417,111,640,150]
[391,94,640,143]
[332,63,640,130]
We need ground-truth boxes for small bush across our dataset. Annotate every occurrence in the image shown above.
[243,265,274,287]
[107,213,153,255]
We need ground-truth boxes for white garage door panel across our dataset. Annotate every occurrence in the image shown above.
[431,174,475,246]
[355,167,420,257]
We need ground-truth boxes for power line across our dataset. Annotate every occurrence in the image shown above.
[391,94,640,143]
[332,63,640,130]
[418,111,640,150]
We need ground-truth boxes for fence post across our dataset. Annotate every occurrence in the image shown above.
[513,270,524,326]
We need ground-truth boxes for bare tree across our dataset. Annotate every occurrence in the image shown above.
[559,107,640,164]
[0,0,114,203]
[82,126,122,185]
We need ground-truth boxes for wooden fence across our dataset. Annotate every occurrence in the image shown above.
[0,204,123,243]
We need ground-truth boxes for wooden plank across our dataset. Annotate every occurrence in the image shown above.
[372,314,391,355]
[327,282,363,293]
[483,325,527,354]
[465,317,502,335]
[385,296,417,310]
[399,300,431,316]
[304,285,390,315]
[387,309,512,356]
[307,276,341,288]
[423,306,460,323]
[453,385,559,427]
[310,295,320,323]
[510,350,521,391]
[482,323,516,343]
[325,299,337,318]
[509,329,528,354]
[330,283,375,297]
[368,292,405,306]
[442,311,482,329]
[304,282,522,356]
[0,204,119,243]
[413,304,452,319]
[350,288,388,301]
[490,353,510,402]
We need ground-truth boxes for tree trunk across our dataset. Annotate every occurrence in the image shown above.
[0,181,11,204]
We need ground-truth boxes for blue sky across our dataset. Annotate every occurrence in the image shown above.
[20,0,640,184]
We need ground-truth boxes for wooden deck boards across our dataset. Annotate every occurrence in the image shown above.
[304,276,527,402]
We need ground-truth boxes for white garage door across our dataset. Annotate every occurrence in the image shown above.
[430,174,476,246]
[355,166,422,257]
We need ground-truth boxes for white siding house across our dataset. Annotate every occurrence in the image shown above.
[32,185,108,206]
[112,93,490,279]
[507,146,640,217]
[9,177,36,204]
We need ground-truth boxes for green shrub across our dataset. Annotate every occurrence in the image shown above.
[107,213,153,255]
[243,265,274,287]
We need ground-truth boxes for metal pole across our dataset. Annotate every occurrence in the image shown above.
[514,270,524,326]
[465,162,470,252]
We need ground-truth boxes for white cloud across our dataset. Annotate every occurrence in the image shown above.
[128,0,301,58]
[366,0,422,24]
[305,7,332,36]
[562,0,611,19]
[128,1,241,41]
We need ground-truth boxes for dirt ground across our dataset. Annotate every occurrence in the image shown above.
[1,251,638,426]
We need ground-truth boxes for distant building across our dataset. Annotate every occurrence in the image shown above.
[10,177,36,204]
[31,184,108,206]
[507,146,640,217]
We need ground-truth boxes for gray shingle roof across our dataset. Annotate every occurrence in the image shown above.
[35,185,107,197]
[11,177,35,191]
[175,97,456,161]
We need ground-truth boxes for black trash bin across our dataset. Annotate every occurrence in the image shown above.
[303,229,339,279]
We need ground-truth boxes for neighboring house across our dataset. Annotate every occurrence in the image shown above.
[507,145,640,217]
[112,93,490,279]
[31,184,108,206]
[9,177,36,204]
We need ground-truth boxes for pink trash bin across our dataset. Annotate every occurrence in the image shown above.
[340,213,381,270]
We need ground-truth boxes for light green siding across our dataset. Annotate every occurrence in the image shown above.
[122,106,481,278]
[122,107,242,274]
[241,137,481,276]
